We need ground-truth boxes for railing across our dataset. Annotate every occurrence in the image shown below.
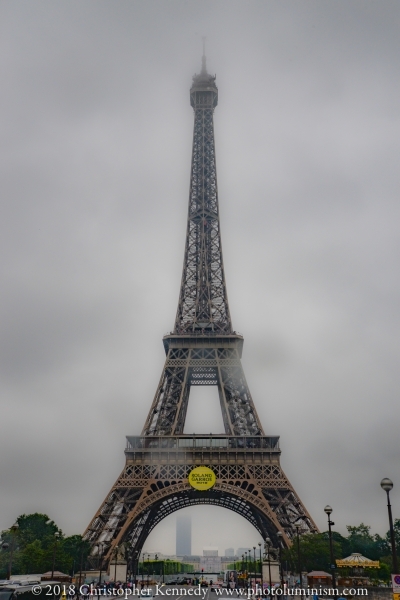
[163,332,243,338]
[125,435,280,451]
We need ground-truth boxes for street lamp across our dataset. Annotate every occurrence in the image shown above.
[324,506,336,588]
[113,546,119,582]
[277,531,284,588]
[265,538,272,592]
[51,531,60,580]
[77,541,86,589]
[1,542,10,575]
[295,524,302,589]
[381,478,399,574]
[5,522,19,580]
[245,551,248,589]
[258,542,263,590]
[157,554,165,585]
[132,549,140,585]
[96,542,104,585]
[253,547,256,584]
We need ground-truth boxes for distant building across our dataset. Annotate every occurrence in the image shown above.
[225,548,234,557]
[237,547,252,558]
[176,515,191,556]
[221,557,239,570]
[200,547,221,573]
[203,547,218,556]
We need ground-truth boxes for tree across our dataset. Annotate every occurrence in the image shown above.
[346,523,384,560]
[0,514,90,578]
[138,559,193,576]
[385,518,400,557]
[19,540,45,574]
[16,514,61,549]
[282,533,342,573]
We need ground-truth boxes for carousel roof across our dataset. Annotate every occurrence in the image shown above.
[336,553,380,568]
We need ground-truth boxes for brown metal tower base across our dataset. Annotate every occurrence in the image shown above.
[85,433,316,576]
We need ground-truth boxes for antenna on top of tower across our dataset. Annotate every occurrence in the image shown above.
[201,36,207,74]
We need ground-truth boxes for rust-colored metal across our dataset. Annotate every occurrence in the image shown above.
[83,54,318,576]
[84,436,317,572]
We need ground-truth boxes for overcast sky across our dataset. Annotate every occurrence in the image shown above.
[1,0,400,556]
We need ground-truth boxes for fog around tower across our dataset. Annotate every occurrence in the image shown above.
[1,1,400,554]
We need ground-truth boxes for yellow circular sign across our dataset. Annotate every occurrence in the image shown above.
[188,466,216,490]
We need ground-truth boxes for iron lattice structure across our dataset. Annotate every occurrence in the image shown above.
[83,55,318,577]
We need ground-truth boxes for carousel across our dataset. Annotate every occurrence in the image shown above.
[336,553,380,587]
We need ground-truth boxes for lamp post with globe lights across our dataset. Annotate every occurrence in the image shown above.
[265,538,272,591]
[381,478,398,574]
[113,545,119,582]
[51,531,60,580]
[7,523,19,580]
[1,542,10,577]
[324,506,336,588]
[258,542,263,589]
[77,540,86,589]
[3,522,19,580]
[294,523,304,588]
[277,531,284,588]
[131,549,140,585]
[142,552,148,586]
[96,542,105,585]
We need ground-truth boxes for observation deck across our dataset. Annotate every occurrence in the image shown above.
[125,435,281,466]
[163,332,244,355]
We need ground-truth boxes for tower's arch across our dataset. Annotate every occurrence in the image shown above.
[115,482,284,558]
[84,437,317,575]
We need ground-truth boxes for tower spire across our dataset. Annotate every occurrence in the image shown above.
[176,53,226,334]
[201,36,207,74]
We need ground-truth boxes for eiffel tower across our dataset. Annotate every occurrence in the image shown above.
[83,52,318,577]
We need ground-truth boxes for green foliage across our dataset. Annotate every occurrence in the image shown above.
[227,559,262,572]
[345,523,387,560]
[138,560,193,575]
[1,513,399,584]
[17,514,61,549]
[60,535,91,572]
[0,514,90,578]
[375,558,391,582]
[279,523,397,584]
[282,533,342,573]
[385,518,400,554]
[18,540,46,575]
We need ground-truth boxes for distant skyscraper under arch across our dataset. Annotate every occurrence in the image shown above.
[176,515,191,556]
